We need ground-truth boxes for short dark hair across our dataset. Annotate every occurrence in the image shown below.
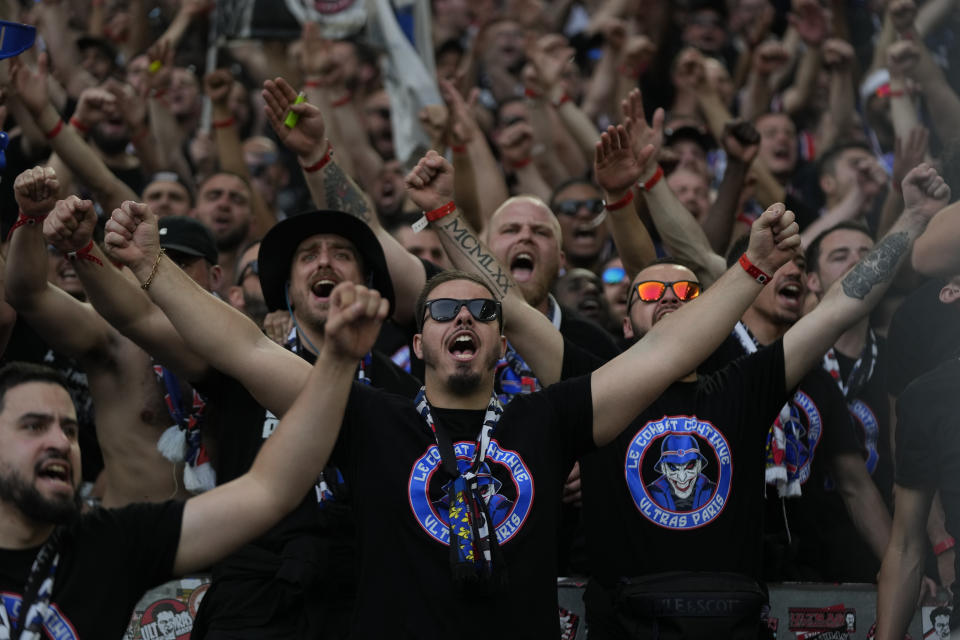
[805,221,873,272]
[930,606,951,625]
[816,140,873,179]
[415,271,503,332]
[0,362,69,414]
[197,171,254,198]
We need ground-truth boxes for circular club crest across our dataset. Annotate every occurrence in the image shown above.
[625,417,733,530]
[408,440,534,546]
[138,598,192,640]
[848,399,879,475]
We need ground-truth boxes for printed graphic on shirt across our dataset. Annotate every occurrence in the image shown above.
[138,598,192,640]
[408,440,534,545]
[782,390,823,486]
[921,604,952,640]
[624,417,732,530]
[0,593,78,640]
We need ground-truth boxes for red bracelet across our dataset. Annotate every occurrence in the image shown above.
[330,93,352,107]
[301,144,333,173]
[605,190,634,211]
[524,87,541,100]
[150,87,168,100]
[889,89,906,98]
[69,116,89,134]
[6,211,46,241]
[44,119,64,140]
[425,201,456,222]
[451,144,467,154]
[738,253,771,285]
[554,93,571,107]
[304,80,323,89]
[67,240,103,266]
[618,63,642,79]
[639,165,664,191]
[212,116,235,129]
[935,537,956,556]
[509,157,532,170]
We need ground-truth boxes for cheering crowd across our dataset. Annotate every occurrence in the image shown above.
[1,0,960,638]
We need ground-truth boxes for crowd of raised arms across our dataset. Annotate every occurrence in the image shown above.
[0,0,959,638]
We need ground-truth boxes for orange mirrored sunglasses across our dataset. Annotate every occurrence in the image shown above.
[629,280,701,306]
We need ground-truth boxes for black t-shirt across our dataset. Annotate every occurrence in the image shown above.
[0,501,183,639]
[333,375,594,639]
[896,358,960,612]
[192,351,420,637]
[580,341,787,592]
[886,279,960,397]
[1,321,102,483]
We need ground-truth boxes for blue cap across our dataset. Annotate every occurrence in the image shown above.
[0,21,35,60]
[653,434,707,473]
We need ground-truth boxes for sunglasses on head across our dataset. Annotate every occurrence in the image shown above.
[629,280,701,306]
[422,298,502,328]
[602,266,627,284]
[554,198,605,217]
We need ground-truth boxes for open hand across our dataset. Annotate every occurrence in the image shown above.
[44,196,98,253]
[620,89,664,175]
[595,124,653,199]
[262,77,328,161]
[8,53,49,117]
[13,166,59,218]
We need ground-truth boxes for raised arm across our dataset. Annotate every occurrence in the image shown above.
[5,168,114,360]
[783,164,951,390]
[405,151,566,385]
[701,122,760,255]
[262,77,427,324]
[590,203,801,446]
[104,201,310,416]
[43,197,209,382]
[911,200,960,277]
[174,280,387,574]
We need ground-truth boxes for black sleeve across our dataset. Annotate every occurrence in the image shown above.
[536,374,595,469]
[807,369,863,459]
[559,336,608,380]
[894,366,947,490]
[703,339,788,437]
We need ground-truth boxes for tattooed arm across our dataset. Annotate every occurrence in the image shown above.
[781,164,950,390]
[406,152,566,385]
[262,78,426,323]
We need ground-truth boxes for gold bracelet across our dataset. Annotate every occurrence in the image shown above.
[141,248,165,291]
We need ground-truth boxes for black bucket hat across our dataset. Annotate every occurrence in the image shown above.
[258,210,394,313]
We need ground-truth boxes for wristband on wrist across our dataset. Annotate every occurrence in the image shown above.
[605,190,634,211]
[212,116,235,129]
[412,201,456,233]
[142,248,166,291]
[638,165,664,191]
[935,537,955,556]
[451,144,467,154]
[330,93,352,107]
[67,240,103,266]
[150,87,168,100]
[69,116,89,134]
[554,93,571,107]
[524,87,541,100]
[889,89,907,98]
[304,80,323,89]
[6,211,46,241]
[618,63,642,79]
[738,253,771,285]
[301,144,333,173]
[44,119,64,140]
[509,157,532,170]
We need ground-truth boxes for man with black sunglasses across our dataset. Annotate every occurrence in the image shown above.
[550,179,613,274]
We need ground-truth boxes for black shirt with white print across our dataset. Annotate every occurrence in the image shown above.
[331,374,594,639]
[0,501,183,640]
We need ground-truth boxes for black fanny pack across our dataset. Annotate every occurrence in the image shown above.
[614,571,770,640]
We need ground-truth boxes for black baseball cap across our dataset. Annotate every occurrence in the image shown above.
[258,210,394,313]
[158,216,218,265]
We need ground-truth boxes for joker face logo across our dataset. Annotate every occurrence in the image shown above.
[661,459,705,499]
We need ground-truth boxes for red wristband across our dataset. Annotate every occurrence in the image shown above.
[509,157,532,170]
[935,537,955,556]
[304,80,323,89]
[524,87,541,100]
[451,144,467,154]
[425,201,456,222]
[150,87,168,100]
[67,240,103,266]
[605,190,634,211]
[554,93,571,107]
[212,116,235,129]
[739,253,771,285]
[888,89,906,98]
[301,145,333,173]
[6,211,46,241]
[44,119,64,140]
[618,63,642,79]
[639,165,664,191]
[330,93,352,107]
[69,116,89,134]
